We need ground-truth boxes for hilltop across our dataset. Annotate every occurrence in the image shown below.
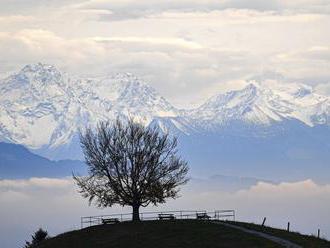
[35,220,330,248]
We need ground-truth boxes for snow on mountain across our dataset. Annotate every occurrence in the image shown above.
[0,63,72,148]
[2,63,330,181]
[1,63,330,153]
[0,63,179,150]
[187,79,330,131]
[72,73,178,122]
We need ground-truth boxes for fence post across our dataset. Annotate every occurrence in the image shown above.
[262,217,266,226]
[287,222,290,232]
[318,229,320,238]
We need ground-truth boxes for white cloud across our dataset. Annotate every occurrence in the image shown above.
[0,0,85,14]
[0,27,260,107]
[0,177,330,248]
[92,36,204,49]
[169,179,330,239]
[0,177,128,248]
[0,15,36,24]
[75,0,330,21]
[271,46,330,84]
[0,1,330,107]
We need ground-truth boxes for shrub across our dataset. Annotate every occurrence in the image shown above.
[24,228,49,248]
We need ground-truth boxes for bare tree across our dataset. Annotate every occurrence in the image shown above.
[74,118,189,221]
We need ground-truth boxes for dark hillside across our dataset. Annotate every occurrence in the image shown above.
[37,220,282,248]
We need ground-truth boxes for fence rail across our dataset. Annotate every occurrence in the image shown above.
[81,209,235,229]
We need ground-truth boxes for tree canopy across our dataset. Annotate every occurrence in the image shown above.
[74,118,189,221]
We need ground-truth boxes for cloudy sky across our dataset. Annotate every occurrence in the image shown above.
[1,177,330,247]
[1,0,330,107]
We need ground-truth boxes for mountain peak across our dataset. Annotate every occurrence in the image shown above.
[17,62,63,86]
[189,80,330,127]
[239,83,259,97]
[21,62,56,72]
[0,64,179,149]
[197,82,259,112]
[1,63,330,152]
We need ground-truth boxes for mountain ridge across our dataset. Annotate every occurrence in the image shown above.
[1,63,330,182]
[0,142,86,179]
[2,63,330,152]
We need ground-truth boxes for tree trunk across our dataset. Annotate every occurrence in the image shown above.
[132,204,140,221]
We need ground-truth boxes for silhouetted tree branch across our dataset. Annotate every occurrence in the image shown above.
[74,118,189,221]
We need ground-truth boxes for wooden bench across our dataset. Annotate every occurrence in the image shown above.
[196,213,211,220]
[101,218,120,224]
[158,213,175,220]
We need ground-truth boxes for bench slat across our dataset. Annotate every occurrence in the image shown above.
[158,213,175,220]
[196,213,211,219]
[101,218,119,224]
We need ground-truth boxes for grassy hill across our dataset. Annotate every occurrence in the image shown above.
[35,220,329,248]
[228,221,330,248]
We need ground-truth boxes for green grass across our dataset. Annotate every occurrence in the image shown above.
[226,221,330,248]
[37,220,282,248]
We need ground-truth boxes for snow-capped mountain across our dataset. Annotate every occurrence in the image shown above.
[187,80,330,129]
[2,63,330,148]
[1,63,330,182]
[0,63,178,151]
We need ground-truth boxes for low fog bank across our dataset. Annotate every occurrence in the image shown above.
[0,176,329,247]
